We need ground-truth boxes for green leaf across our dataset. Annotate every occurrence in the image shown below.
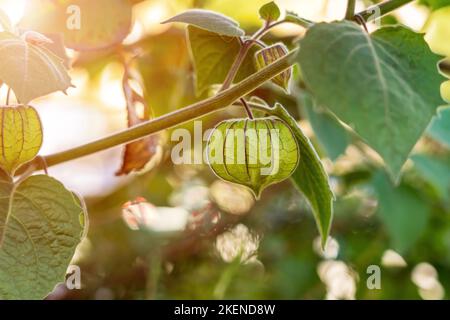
[0,105,42,174]
[428,106,450,148]
[259,1,281,22]
[20,0,132,51]
[206,116,299,198]
[187,25,256,95]
[272,103,334,247]
[412,154,450,203]
[298,21,445,181]
[301,93,350,161]
[372,171,429,254]
[163,9,244,37]
[0,9,12,32]
[0,173,87,299]
[0,32,71,103]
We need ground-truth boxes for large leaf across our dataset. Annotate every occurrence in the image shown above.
[187,25,257,95]
[372,171,429,253]
[0,32,71,103]
[428,106,450,148]
[163,9,244,37]
[301,93,350,161]
[0,106,42,175]
[0,173,87,299]
[272,103,334,247]
[298,21,445,180]
[20,0,132,51]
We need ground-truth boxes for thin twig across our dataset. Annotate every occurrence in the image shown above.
[220,20,290,92]
[240,98,254,119]
[354,14,369,33]
[244,38,267,49]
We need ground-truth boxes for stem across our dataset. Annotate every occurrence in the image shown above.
[345,0,356,20]
[245,38,267,48]
[36,49,297,170]
[220,40,253,91]
[355,0,414,22]
[240,98,254,119]
[273,18,312,29]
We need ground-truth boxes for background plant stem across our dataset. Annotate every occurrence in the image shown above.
[356,0,414,22]
[220,23,270,91]
[345,0,356,20]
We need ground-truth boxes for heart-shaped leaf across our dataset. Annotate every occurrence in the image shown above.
[298,22,445,180]
[0,105,42,174]
[0,32,71,103]
[187,25,257,95]
[259,1,281,22]
[0,173,87,299]
[163,9,244,37]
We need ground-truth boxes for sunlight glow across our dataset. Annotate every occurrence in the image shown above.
[131,0,171,39]
[1,0,25,25]
[98,63,126,110]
